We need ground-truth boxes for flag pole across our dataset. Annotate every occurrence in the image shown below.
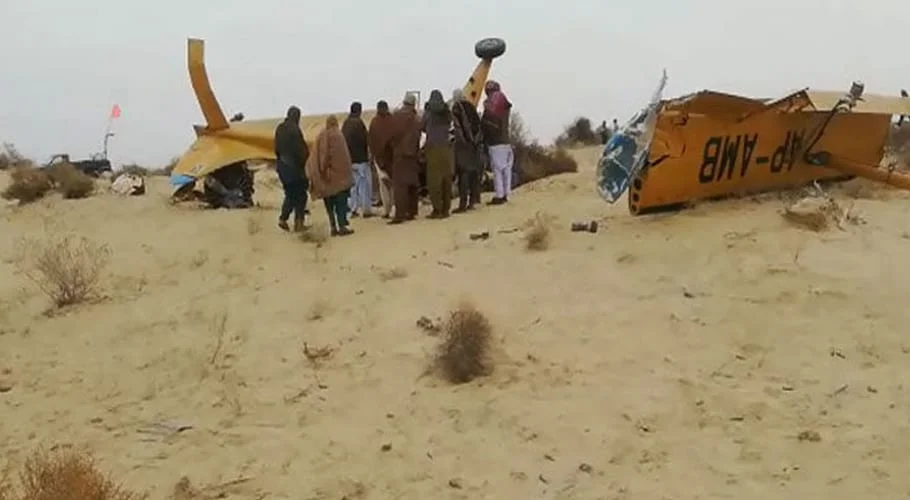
[103,104,119,160]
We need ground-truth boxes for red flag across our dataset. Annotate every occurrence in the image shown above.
[110,104,121,119]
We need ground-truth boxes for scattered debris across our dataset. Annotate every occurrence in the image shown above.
[570,220,599,233]
[469,231,490,241]
[436,260,454,269]
[832,384,849,396]
[303,342,335,363]
[110,173,146,196]
[781,183,865,232]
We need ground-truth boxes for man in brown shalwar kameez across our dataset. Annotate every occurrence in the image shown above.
[387,93,422,225]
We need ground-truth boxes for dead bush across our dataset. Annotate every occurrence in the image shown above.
[119,163,171,177]
[0,143,32,170]
[1,447,146,500]
[1,167,53,204]
[555,116,601,147]
[508,113,579,187]
[47,163,94,199]
[16,234,112,308]
[434,301,494,384]
[523,212,552,251]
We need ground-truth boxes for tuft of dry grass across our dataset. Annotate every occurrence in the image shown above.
[15,234,112,308]
[47,163,95,199]
[245,216,261,235]
[298,223,330,245]
[2,167,53,204]
[305,298,331,321]
[522,212,552,251]
[0,447,146,500]
[433,301,494,384]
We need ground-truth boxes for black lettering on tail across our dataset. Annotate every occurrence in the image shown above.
[718,135,741,181]
[699,137,722,184]
[740,134,757,177]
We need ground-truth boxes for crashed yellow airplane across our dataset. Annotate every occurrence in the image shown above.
[598,74,910,214]
[169,37,506,188]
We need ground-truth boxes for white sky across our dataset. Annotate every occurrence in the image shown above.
[1,0,907,166]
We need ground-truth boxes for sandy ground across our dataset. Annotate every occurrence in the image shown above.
[2,146,910,499]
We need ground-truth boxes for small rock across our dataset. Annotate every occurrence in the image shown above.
[447,478,462,489]
[578,463,593,474]
[867,385,878,393]
[380,443,392,452]
[0,380,13,393]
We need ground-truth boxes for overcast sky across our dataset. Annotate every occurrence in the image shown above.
[1,0,907,166]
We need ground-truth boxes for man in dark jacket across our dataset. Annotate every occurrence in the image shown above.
[451,88,483,213]
[342,101,373,218]
[274,105,310,231]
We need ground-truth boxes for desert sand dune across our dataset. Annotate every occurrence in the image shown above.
[2,146,910,499]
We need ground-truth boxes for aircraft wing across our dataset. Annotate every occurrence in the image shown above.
[171,134,274,179]
[172,110,380,181]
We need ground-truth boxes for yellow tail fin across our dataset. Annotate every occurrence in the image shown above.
[187,38,229,131]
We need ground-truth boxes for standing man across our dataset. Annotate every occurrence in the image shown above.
[387,93,422,225]
[342,101,373,218]
[368,100,395,218]
[481,80,513,205]
[307,115,355,236]
[273,105,310,231]
[421,89,454,219]
[451,88,483,213]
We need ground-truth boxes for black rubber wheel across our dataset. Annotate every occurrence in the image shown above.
[475,38,506,60]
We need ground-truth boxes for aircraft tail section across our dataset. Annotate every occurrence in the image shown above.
[187,38,229,132]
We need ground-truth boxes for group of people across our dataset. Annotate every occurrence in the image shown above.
[272,80,514,236]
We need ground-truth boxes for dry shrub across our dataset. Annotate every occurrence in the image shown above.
[120,163,172,177]
[1,447,146,500]
[508,112,579,188]
[0,143,32,170]
[555,116,601,147]
[434,301,494,384]
[47,163,94,199]
[1,167,53,204]
[16,234,112,308]
[522,212,552,251]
